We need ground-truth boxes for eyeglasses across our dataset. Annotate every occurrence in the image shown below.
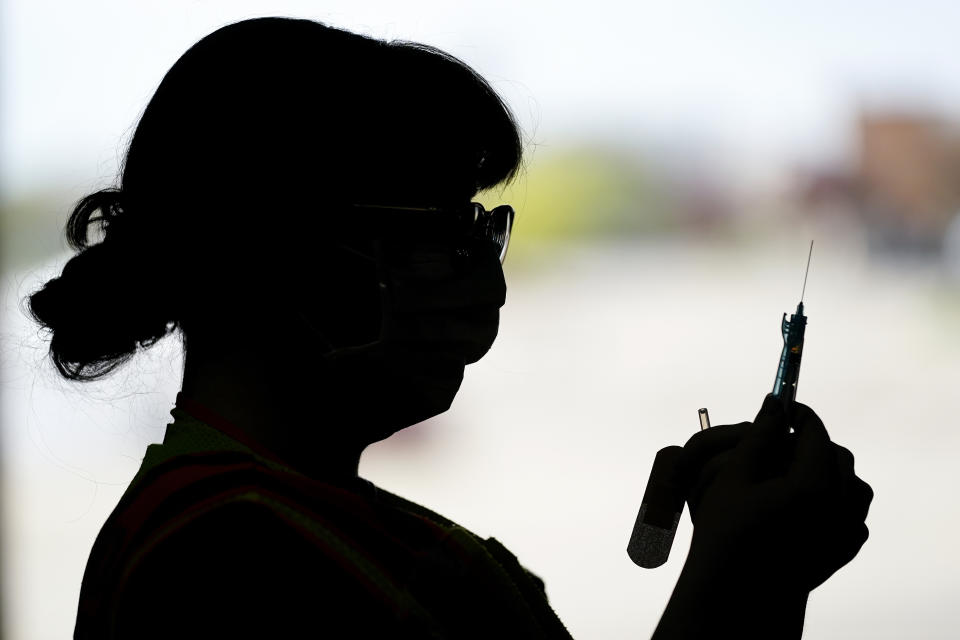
[346,202,515,264]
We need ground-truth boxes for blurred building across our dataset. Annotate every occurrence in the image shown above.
[800,110,960,256]
[860,112,960,252]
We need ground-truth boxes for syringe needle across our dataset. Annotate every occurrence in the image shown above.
[800,240,814,303]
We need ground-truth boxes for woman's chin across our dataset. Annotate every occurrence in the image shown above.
[353,359,464,442]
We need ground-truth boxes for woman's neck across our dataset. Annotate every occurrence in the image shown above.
[179,340,364,485]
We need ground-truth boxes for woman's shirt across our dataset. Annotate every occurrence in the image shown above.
[74,393,572,638]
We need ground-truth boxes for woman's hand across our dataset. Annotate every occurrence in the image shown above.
[653,396,873,638]
[682,394,873,594]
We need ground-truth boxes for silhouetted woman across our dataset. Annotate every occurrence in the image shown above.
[27,17,872,639]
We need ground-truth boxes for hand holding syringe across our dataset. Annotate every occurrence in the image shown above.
[627,242,871,599]
[627,241,814,568]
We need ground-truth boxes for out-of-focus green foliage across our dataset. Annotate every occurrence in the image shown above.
[477,146,676,262]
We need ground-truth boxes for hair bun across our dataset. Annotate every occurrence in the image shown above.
[27,275,66,331]
[26,239,174,381]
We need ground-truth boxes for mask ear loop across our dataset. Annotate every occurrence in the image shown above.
[296,235,390,358]
[303,239,392,356]
[372,238,396,342]
[296,309,338,356]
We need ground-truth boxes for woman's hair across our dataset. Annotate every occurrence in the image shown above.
[25,17,523,382]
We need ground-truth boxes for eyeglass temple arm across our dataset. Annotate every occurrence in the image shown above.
[350,204,443,212]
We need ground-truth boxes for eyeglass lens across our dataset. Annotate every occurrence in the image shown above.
[470,204,513,264]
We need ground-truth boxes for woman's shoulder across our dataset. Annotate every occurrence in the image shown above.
[112,493,415,638]
[77,451,442,639]
[77,451,572,639]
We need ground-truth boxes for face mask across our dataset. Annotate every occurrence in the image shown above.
[298,237,506,442]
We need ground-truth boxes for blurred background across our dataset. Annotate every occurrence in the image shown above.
[3,1,960,638]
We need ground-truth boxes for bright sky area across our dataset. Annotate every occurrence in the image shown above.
[4,0,960,198]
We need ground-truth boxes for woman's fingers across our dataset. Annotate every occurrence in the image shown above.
[681,421,751,466]
[849,475,875,523]
[721,394,791,485]
[679,421,751,488]
[787,402,837,492]
[686,449,734,519]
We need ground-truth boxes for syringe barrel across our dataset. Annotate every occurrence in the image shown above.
[772,302,807,408]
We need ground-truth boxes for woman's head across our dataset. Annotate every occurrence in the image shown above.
[26,17,522,382]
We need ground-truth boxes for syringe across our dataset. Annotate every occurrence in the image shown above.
[771,240,813,414]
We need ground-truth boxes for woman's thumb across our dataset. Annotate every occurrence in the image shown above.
[753,393,788,427]
[724,394,790,483]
